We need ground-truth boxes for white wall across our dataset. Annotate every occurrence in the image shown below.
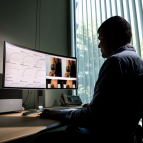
[0,0,71,109]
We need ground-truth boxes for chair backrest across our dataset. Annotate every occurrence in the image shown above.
[122,74,143,133]
[130,74,143,143]
[134,74,143,123]
[137,74,143,140]
[121,74,143,143]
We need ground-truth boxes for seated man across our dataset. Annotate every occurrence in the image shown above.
[35,16,143,143]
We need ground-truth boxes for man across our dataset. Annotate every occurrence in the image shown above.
[35,16,143,143]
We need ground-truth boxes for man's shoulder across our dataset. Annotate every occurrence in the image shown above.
[107,48,143,77]
[109,46,142,62]
[106,51,142,71]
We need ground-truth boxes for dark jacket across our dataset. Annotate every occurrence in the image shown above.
[59,45,143,137]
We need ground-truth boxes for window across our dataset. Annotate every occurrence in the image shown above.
[74,0,143,104]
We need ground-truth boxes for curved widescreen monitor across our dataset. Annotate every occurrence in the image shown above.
[3,41,77,89]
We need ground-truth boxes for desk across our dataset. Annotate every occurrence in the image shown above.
[0,106,81,143]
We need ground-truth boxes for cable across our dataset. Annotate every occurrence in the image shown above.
[22,90,32,109]
[30,91,33,108]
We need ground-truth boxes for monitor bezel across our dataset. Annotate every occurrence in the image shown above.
[3,41,78,90]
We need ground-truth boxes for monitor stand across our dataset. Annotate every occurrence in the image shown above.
[22,90,44,116]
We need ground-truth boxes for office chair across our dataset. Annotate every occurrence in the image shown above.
[126,74,143,143]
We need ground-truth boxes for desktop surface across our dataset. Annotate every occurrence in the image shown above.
[0,106,81,143]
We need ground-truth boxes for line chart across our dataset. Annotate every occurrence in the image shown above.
[9,82,20,87]
[22,55,33,61]
[21,68,33,76]
[35,69,45,76]
[36,58,45,64]
[8,68,20,75]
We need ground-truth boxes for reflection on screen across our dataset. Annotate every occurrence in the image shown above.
[4,42,77,89]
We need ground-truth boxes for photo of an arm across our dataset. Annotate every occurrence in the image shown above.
[64,60,71,77]
[70,60,76,78]
[50,79,58,88]
[64,60,76,78]
[49,57,56,76]
[66,80,73,88]
[49,57,61,77]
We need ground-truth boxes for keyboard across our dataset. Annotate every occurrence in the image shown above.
[49,107,83,111]
[48,108,70,110]
[22,108,70,116]
[22,107,82,116]
[22,109,43,116]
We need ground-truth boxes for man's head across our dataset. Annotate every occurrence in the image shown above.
[98,16,132,58]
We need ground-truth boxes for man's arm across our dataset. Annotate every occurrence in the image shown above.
[82,103,89,108]
[40,109,61,120]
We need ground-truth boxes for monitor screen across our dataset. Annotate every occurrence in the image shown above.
[3,41,77,89]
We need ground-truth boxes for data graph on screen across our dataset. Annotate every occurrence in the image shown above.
[5,80,21,87]
[21,54,33,63]
[4,42,46,88]
[6,49,21,61]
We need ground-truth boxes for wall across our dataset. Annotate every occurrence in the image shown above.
[0,0,71,109]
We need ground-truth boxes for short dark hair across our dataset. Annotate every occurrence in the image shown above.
[97,16,132,44]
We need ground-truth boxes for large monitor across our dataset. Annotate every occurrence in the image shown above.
[3,41,77,89]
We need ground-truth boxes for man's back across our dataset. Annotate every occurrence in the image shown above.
[92,45,143,136]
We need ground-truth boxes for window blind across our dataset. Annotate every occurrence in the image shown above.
[74,0,143,103]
